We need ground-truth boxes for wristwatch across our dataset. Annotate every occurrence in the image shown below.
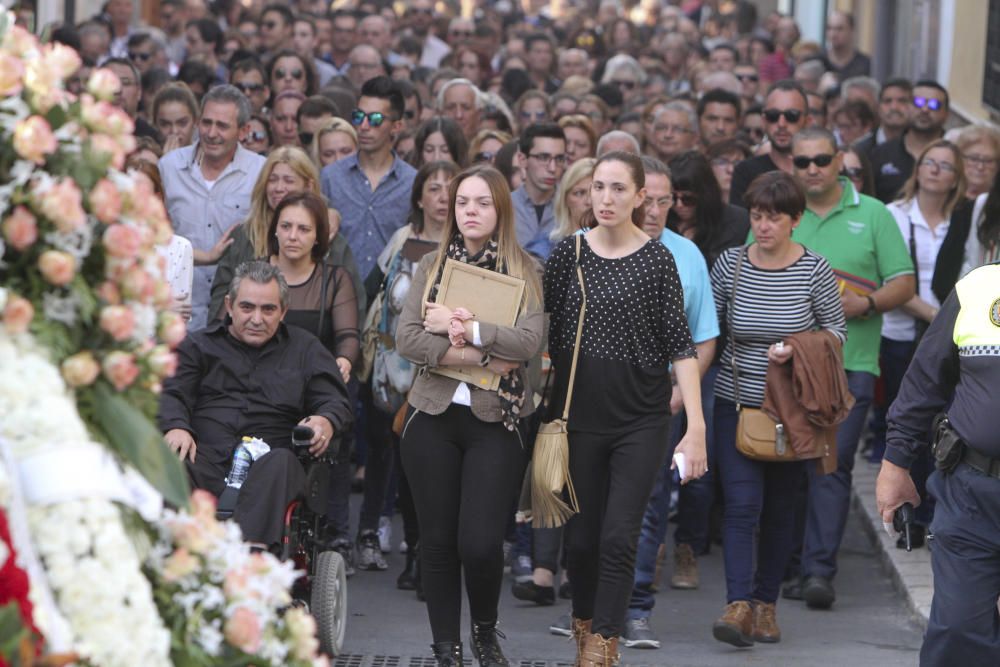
[863,295,877,319]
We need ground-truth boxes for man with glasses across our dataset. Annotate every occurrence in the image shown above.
[869,80,948,203]
[159,85,266,331]
[329,10,358,75]
[729,80,808,207]
[785,127,914,610]
[258,4,293,61]
[649,102,699,165]
[734,64,761,108]
[697,89,741,148]
[513,123,567,260]
[446,16,475,49]
[347,44,387,92]
[230,59,270,115]
[292,16,336,87]
[127,31,170,77]
[320,76,415,569]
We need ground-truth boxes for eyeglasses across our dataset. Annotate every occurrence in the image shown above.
[128,51,152,62]
[736,73,759,82]
[242,131,267,143]
[276,68,303,80]
[964,153,998,168]
[612,79,636,91]
[762,108,803,124]
[792,154,835,169]
[235,82,265,93]
[473,151,495,163]
[674,192,697,207]
[913,96,943,111]
[654,124,693,135]
[840,167,863,179]
[351,109,388,127]
[520,110,547,122]
[920,157,956,173]
[528,152,567,167]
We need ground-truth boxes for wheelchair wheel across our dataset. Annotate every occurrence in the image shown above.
[311,549,347,655]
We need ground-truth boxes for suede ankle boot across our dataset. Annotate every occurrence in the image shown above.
[431,640,463,667]
[712,600,754,647]
[469,620,509,667]
[576,632,619,667]
[751,600,781,643]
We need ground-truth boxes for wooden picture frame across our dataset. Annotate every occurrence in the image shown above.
[430,259,526,391]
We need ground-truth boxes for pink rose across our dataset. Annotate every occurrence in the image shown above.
[42,43,81,79]
[89,178,122,225]
[13,116,58,165]
[102,350,140,391]
[120,266,154,302]
[102,223,141,258]
[162,547,199,582]
[223,607,262,654]
[2,206,38,251]
[223,566,249,599]
[96,280,122,305]
[148,344,178,378]
[61,351,101,387]
[159,311,188,349]
[89,133,126,170]
[25,58,65,113]
[99,305,136,341]
[3,295,34,334]
[38,178,86,233]
[0,53,24,96]
[38,250,76,287]
[87,68,120,101]
[2,25,37,60]
[190,489,217,521]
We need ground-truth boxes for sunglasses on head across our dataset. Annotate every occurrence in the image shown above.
[762,108,803,124]
[793,154,835,169]
[243,130,267,143]
[913,96,943,111]
[351,109,387,127]
[128,51,152,62]
[276,68,303,80]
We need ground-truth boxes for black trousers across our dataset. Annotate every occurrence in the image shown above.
[400,404,526,643]
[359,384,397,534]
[565,422,670,638]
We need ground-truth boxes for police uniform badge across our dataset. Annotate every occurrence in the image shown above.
[992,297,1000,327]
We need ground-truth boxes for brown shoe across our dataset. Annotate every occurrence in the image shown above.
[571,617,592,659]
[752,600,781,643]
[712,601,754,647]
[670,543,699,589]
[651,543,667,592]
[577,632,619,667]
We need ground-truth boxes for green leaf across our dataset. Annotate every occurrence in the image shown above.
[89,381,190,509]
[0,602,29,663]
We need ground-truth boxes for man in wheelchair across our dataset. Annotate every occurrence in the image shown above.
[158,261,353,551]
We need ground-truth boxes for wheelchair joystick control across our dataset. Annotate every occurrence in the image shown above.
[293,425,315,448]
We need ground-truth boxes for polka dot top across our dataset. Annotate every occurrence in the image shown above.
[544,234,695,433]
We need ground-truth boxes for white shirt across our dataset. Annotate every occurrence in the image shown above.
[882,199,949,342]
[156,234,194,307]
[961,192,994,277]
[451,322,482,406]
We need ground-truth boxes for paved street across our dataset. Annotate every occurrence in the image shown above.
[332,504,923,667]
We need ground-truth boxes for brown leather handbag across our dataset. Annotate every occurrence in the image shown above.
[728,247,798,462]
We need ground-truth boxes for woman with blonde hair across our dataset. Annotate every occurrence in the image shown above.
[558,115,597,165]
[310,117,358,168]
[469,129,513,165]
[954,125,1000,200]
[208,146,361,323]
[396,165,544,667]
[551,157,596,243]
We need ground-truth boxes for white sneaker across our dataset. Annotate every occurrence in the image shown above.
[378,516,392,553]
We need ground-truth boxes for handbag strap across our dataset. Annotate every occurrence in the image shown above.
[561,234,587,421]
[317,259,333,340]
[728,246,747,410]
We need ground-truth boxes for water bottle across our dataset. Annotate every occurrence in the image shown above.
[225,440,254,489]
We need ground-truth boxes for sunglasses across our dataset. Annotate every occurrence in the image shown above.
[242,131,268,143]
[736,73,759,82]
[913,96,943,111]
[276,68,304,80]
[612,80,636,91]
[351,109,387,127]
[840,167,863,178]
[793,154,835,169]
[473,151,495,163]
[235,82,265,93]
[674,192,698,207]
[128,51,152,62]
[762,108,803,124]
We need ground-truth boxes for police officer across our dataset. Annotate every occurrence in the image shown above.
[877,261,1000,667]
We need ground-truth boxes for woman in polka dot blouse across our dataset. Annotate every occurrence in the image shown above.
[543,151,708,665]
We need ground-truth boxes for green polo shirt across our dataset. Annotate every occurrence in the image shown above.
[793,178,914,375]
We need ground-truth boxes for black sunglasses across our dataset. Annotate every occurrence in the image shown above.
[793,154,835,169]
[762,108,803,124]
[276,68,303,80]
[736,73,759,82]
[351,109,387,127]
[128,51,152,62]
[674,192,698,207]
[235,82,265,93]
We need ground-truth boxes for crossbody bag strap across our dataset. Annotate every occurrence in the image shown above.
[908,216,921,291]
[561,234,587,421]
[728,246,747,409]
[317,260,333,340]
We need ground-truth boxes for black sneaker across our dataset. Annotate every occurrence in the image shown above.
[511,580,555,606]
[781,576,803,600]
[356,530,388,571]
[802,576,835,609]
[622,617,660,649]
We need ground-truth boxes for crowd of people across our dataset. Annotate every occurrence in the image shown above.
[27,0,1000,665]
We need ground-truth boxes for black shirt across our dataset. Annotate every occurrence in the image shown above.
[824,50,871,79]
[870,135,915,203]
[544,236,695,433]
[729,154,779,208]
[158,319,352,469]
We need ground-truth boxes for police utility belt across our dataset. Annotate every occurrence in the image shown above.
[933,414,1000,478]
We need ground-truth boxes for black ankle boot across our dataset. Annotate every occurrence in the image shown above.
[397,546,418,590]
[469,620,509,667]
[431,640,463,666]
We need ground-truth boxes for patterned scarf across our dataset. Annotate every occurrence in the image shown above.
[428,233,525,431]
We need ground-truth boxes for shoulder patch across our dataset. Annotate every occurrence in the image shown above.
[991,297,1000,327]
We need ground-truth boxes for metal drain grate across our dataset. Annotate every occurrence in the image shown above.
[332,656,653,667]
[370,656,401,667]
[332,655,365,667]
